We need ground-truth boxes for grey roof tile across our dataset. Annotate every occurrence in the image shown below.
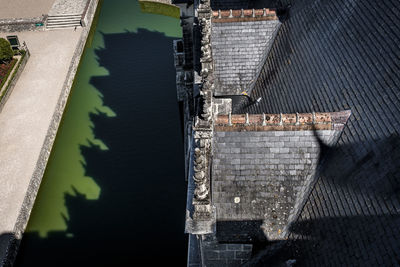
[211,19,281,95]
[211,129,339,242]
[226,2,400,265]
[198,0,400,265]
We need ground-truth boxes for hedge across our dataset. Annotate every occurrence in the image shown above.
[0,38,13,62]
[0,50,27,103]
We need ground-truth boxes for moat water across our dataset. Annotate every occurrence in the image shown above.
[15,1,186,266]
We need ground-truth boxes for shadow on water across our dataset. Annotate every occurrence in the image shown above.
[14,29,187,266]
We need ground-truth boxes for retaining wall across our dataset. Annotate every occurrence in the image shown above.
[0,0,100,266]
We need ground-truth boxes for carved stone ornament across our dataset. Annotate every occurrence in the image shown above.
[193,139,210,201]
[191,0,215,221]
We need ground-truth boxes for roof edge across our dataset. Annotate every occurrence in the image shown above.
[215,110,351,131]
[212,8,278,23]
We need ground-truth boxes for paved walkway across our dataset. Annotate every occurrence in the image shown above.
[49,0,88,16]
[0,0,55,19]
[0,29,82,261]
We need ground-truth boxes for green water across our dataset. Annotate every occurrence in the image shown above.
[25,0,181,238]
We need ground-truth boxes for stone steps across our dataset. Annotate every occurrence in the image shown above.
[46,14,82,30]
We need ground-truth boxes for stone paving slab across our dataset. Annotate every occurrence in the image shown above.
[0,0,55,19]
[49,0,88,16]
[0,28,82,262]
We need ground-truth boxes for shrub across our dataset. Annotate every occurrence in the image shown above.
[0,58,17,89]
[0,38,13,62]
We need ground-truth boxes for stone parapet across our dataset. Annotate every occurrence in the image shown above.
[186,0,215,234]
[192,0,214,193]
[82,0,97,27]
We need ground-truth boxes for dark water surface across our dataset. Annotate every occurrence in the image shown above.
[15,1,186,266]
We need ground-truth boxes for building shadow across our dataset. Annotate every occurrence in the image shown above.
[196,132,400,266]
[249,133,400,266]
[14,29,187,267]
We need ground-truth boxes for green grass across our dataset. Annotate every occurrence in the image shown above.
[139,1,180,19]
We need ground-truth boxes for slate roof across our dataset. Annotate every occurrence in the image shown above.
[232,0,400,265]
[211,111,348,242]
[211,10,281,95]
[211,0,250,10]
[212,129,334,240]
[172,0,193,4]
[210,0,288,12]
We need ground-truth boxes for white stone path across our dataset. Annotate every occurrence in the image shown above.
[0,0,55,19]
[49,0,88,16]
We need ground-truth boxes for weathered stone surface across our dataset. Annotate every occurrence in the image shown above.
[213,98,232,115]
[0,17,46,33]
[49,0,88,16]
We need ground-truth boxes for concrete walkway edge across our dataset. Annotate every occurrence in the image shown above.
[1,0,100,265]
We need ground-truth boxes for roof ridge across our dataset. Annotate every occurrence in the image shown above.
[215,110,351,131]
[212,8,278,23]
